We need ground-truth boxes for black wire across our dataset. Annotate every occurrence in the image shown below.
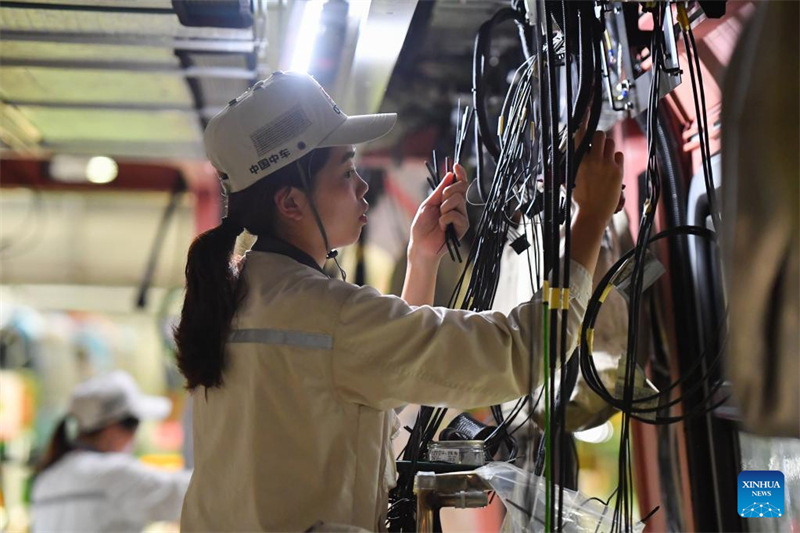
[473,7,529,163]
[543,5,561,526]
[682,23,721,233]
[578,222,728,531]
[390,9,545,523]
[429,1,615,528]
[604,7,666,528]
[557,2,577,527]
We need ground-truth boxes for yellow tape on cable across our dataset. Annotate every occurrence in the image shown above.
[599,284,613,304]
[550,288,562,309]
[676,3,690,30]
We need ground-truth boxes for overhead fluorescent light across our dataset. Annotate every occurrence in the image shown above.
[354,17,408,61]
[290,0,325,73]
[289,0,369,75]
[49,154,118,184]
[347,0,371,26]
[86,157,119,184]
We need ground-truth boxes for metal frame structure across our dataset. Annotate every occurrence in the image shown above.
[414,471,492,533]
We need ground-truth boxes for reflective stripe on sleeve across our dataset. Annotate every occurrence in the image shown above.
[228,329,333,350]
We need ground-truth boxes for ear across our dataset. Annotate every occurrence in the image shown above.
[273,186,308,222]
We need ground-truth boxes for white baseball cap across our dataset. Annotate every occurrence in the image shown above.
[204,71,397,193]
[68,371,172,433]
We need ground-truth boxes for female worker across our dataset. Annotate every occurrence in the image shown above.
[176,71,623,531]
[31,371,191,532]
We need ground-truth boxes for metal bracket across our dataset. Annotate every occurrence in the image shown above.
[414,471,492,533]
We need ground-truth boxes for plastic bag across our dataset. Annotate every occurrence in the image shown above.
[474,462,644,532]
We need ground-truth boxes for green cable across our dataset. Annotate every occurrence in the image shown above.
[542,300,551,532]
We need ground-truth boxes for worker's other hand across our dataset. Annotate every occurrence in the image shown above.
[573,131,625,223]
[408,163,469,262]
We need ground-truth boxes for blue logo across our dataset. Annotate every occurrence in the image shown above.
[738,470,784,518]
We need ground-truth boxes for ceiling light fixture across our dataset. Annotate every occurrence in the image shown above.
[290,0,325,73]
[49,154,118,185]
[354,16,407,61]
[86,156,119,184]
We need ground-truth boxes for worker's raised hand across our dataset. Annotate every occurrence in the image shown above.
[573,130,625,223]
[408,163,469,262]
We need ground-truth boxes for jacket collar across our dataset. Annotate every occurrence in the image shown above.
[251,236,325,275]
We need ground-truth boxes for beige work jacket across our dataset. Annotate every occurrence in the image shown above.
[181,250,591,532]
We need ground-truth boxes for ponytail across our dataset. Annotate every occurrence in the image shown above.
[175,218,243,390]
[36,417,73,475]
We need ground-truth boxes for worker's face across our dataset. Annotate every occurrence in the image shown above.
[97,423,137,454]
[311,145,369,249]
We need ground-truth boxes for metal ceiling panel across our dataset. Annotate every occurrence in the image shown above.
[0,0,408,164]
[16,107,201,143]
[431,0,502,28]
[193,76,250,108]
[0,67,194,104]
[39,139,206,158]
[0,41,179,64]
[187,52,251,69]
[14,0,173,8]
[0,6,252,41]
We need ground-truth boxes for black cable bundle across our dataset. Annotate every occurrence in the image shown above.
[389,4,545,530]
[459,1,605,529]
[519,2,605,529]
[441,3,720,530]
[454,53,541,312]
[391,2,731,531]
[605,6,667,529]
[574,5,727,531]
[388,406,448,531]
[473,6,530,163]
[418,3,727,531]
[677,3,721,233]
